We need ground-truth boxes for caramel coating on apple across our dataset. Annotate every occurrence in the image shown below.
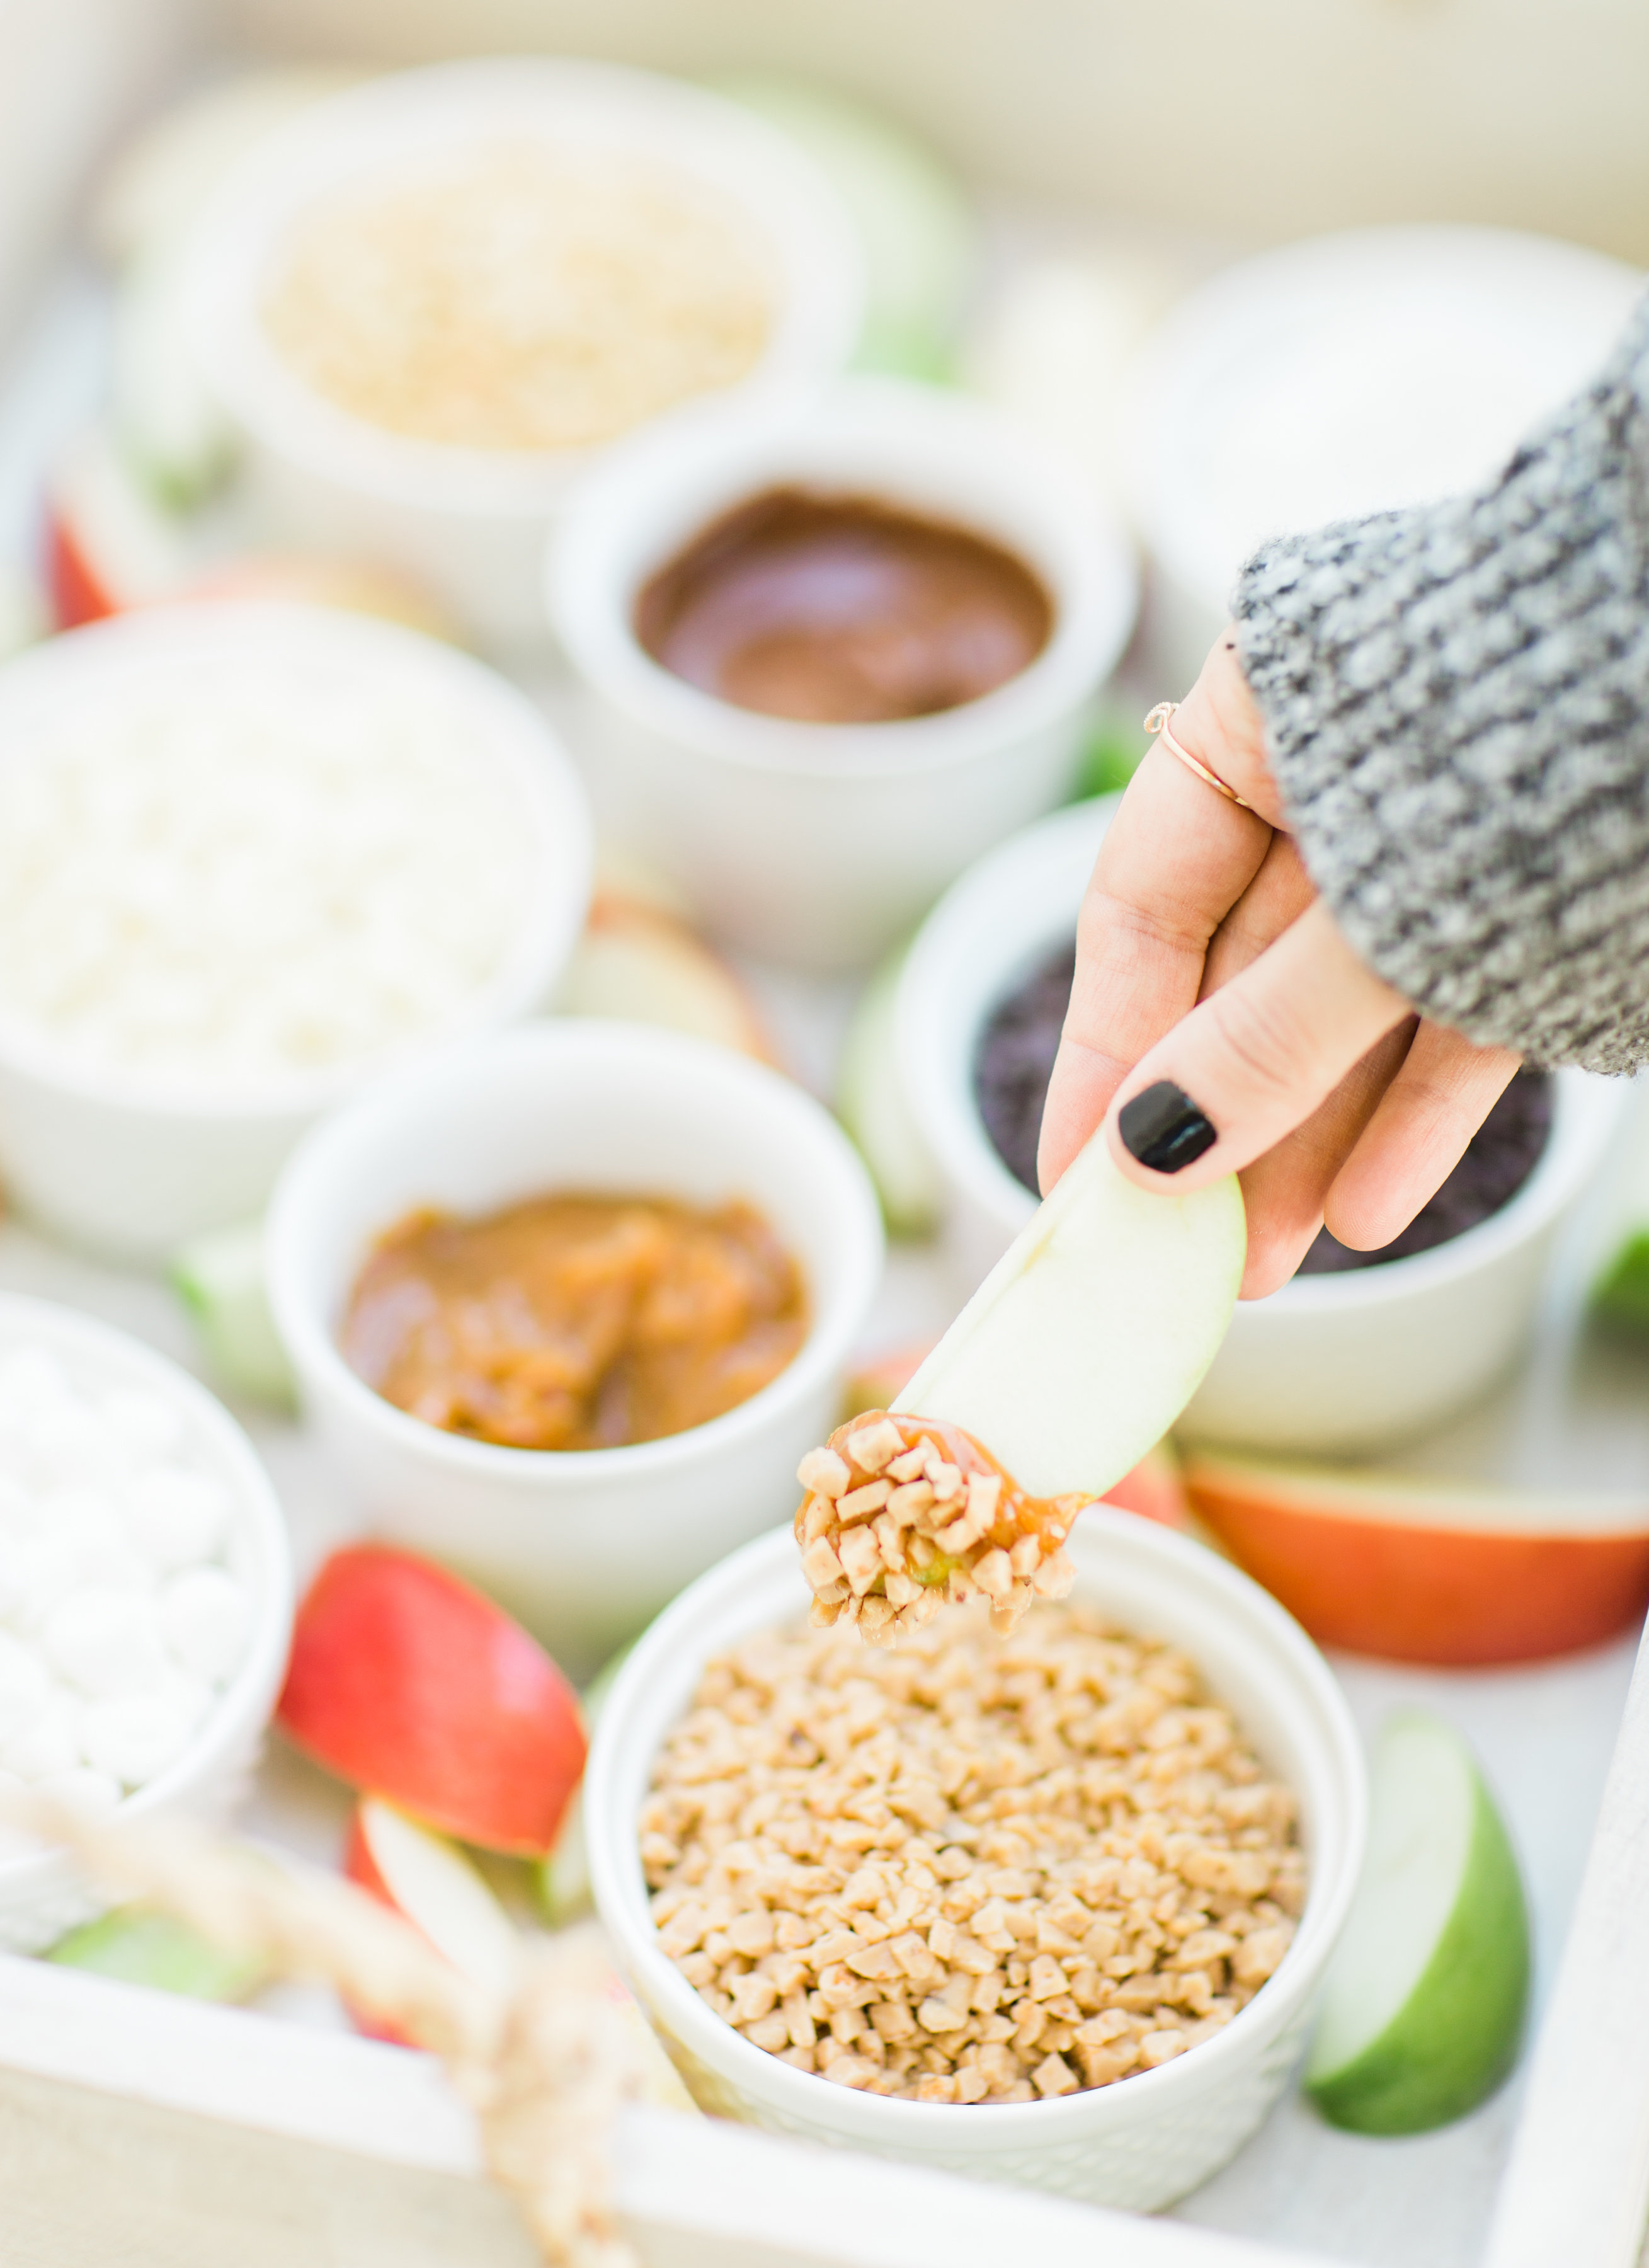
[794,1410,1081,1643]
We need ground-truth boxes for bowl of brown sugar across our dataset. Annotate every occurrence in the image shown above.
[585,1511,1365,2211]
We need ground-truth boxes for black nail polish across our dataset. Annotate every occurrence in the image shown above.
[1119,1081,1217,1173]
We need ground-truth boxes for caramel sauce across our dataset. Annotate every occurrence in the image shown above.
[343,1193,807,1451]
[795,1409,1083,1642]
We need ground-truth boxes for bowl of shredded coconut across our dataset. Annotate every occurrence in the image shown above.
[0,1293,292,1952]
[0,602,591,1257]
[182,59,863,650]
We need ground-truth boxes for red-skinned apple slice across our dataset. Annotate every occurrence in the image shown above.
[45,426,195,626]
[893,1131,1245,1500]
[345,1795,518,2043]
[278,1546,586,1855]
[557,892,773,1062]
[1183,1450,1649,1664]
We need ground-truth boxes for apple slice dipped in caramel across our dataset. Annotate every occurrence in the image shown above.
[797,1131,1245,1639]
[797,1409,1085,1640]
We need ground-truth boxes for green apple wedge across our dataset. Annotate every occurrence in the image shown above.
[835,939,943,1237]
[538,1639,635,1925]
[893,1126,1245,1499]
[707,76,976,381]
[170,1218,295,1408]
[47,1907,270,2002]
[1306,1710,1529,2134]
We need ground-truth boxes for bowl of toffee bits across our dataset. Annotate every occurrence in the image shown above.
[895,794,1631,1454]
[585,1513,1364,2212]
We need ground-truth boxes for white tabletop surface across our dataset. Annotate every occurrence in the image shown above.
[6,260,1649,2268]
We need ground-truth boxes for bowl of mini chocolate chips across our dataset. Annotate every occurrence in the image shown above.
[896,796,1631,1455]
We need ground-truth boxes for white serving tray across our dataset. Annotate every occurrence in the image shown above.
[4,21,1649,2265]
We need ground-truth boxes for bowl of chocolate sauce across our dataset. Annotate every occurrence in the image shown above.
[634,486,1054,726]
[547,378,1137,969]
[893,794,1631,1455]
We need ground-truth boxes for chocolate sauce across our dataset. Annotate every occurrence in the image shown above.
[634,486,1053,724]
[974,939,1553,1269]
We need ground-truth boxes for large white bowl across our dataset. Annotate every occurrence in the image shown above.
[1122,226,1643,686]
[548,376,1138,970]
[0,604,592,1262]
[896,796,1632,1454]
[586,1513,1365,2211]
[183,58,864,653]
[266,1021,883,1676]
[0,1295,293,1954]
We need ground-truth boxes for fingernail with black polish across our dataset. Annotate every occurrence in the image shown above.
[1118,1081,1218,1174]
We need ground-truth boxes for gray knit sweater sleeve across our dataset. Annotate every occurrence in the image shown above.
[1233,292,1649,1075]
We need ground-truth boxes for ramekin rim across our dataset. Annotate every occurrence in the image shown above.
[264,1019,886,1484]
[585,1513,1366,2136]
[0,1292,294,1881]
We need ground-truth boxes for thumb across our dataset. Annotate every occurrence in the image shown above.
[1104,900,1410,1191]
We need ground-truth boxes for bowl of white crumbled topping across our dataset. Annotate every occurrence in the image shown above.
[0,602,591,1259]
[586,1513,1364,2211]
[0,1295,292,1952]
[181,59,862,651]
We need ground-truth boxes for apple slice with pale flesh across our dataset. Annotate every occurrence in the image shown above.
[170,1217,295,1407]
[557,892,772,1062]
[894,1130,1244,1497]
[795,1132,1243,1637]
[846,1339,1191,1529]
[1306,1711,1528,2133]
[835,941,942,1235]
[1184,1449,1649,1664]
[278,1546,586,1857]
[345,1795,518,2044]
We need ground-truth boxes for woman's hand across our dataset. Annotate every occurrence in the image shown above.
[1037,633,1521,1298]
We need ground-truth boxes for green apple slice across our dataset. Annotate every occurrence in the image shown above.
[170,1218,295,1408]
[47,1908,269,2002]
[708,76,975,380]
[893,1128,1244,1499]
[1306,1710,1529,2134]
[538,1639,633,1925]
[836,939,942,1237]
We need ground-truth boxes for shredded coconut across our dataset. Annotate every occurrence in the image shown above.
[0,650,535,1089]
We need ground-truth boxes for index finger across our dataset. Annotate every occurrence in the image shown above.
[1037,742,1272,1191]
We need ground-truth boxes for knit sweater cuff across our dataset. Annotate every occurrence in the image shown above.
[1233,293,1649,1075]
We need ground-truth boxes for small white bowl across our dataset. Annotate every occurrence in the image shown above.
[1121,226,1643,687]
[266,1021,883,1676]
[896,796,1632,1454]
[183,59,863,652]
[0,1294,292,1954]
[548,376,1138,971]
[586,1513,1365,2212]
[0,604,592,1262]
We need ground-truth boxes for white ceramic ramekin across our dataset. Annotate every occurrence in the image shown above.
[586,1513,1365,2211]
[0,603,592,1262]
[0,1295,293,1954]
[265,1021,883,1677]
[896,795,1633,1455]
[547,376,1138,971]
[181,59,864,652]
[1121,226,1643,687]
